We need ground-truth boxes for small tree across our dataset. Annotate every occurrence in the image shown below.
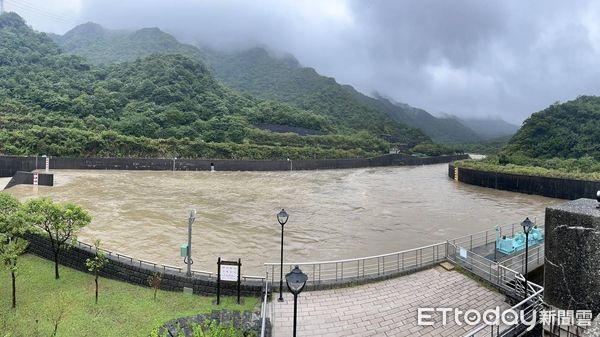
[24,198,91,279]
[148,273,162,300]
[0,193,28,309]
[49,291,72,337]
[85,239,108,304]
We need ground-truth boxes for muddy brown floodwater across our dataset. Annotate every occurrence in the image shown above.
[6,164,560,275]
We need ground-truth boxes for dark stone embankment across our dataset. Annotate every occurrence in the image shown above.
[449,163,600,200]
[25,232,263,297]
[0,153,468,178]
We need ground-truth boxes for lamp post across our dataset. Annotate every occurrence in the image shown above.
[287,158,293,171]
[521,217,534,297]
[277,208,289,302]
[286,265,307,337]
[185,209,196,277]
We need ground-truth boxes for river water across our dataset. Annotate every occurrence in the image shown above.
[6,164,559,275]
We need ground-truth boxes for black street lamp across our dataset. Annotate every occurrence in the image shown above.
[521,217,534,297]
[277,208,289,302]
[286,265,307,337]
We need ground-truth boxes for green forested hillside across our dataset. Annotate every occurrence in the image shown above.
[0,13,426,159]
[202,48,483,143]
[459,96,600,180]
[52,23,482,144]
[49,22,430,148]
[503,96,600,160]
[351,93,482,142]
[456,117,518,140]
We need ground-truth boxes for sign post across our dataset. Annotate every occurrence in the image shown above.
[33,172,38,186]
[216,257,242,305]
[45,156,49,172]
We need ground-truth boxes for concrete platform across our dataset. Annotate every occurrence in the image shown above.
[0,177,10,190]
[271,267,510,336]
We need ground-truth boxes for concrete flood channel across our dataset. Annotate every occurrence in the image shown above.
[6,163,560,276]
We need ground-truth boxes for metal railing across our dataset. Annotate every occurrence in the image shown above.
[265,242,447,287]
[72,239,265,281]
[260,276,270,337]
[463,274,543,337]
[501,244,544,274]
[447,241,545,337]
[448,221,542,253]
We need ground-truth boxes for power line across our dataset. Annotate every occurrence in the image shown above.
[9,0,74,21]
[5,0,79,25]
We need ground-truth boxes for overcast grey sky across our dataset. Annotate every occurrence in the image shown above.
[6,0,600,123]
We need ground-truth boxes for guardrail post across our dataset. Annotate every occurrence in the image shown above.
[401,252,404,270]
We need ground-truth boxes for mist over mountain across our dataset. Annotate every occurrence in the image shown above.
[456,117,519,140]
[2,12,428,159]
[51,22,508,144]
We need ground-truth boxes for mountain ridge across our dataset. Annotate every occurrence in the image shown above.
[52,22,507,143]
[0,12,417,159]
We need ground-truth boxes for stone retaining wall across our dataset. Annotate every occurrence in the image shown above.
[449,163,600,200]
[24,233,263,297]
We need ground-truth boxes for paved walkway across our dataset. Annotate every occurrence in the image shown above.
[271,267,510,336]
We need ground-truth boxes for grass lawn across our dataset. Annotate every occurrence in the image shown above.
[0,254,258,337]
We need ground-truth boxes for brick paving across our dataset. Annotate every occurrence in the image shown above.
[271,267,510,337]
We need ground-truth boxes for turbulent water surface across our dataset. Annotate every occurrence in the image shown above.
[7,164,559,275]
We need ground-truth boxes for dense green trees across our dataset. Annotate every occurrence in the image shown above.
[0,193,28,309]
[503,96,600,160]
[51,21,433,146]
[0,13,434,159]
[24,198,91,279]
[462,96,600,179]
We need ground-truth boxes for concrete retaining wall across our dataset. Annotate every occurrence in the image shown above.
[449,163,600,200]
[24,233,263,297]
[0,154,469,177]
[4,171,54,189]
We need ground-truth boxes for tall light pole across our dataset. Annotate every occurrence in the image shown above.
[287,158,292,171]
[185,209,196,277]
[277,209,289,302]
[521,217,533,297]
[286,265,308,337]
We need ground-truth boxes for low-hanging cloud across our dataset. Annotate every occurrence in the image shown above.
[7,0,600,124]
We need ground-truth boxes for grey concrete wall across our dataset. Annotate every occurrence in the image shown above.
[0,154,468,177]
[544,199,600,315]
[4,171,54,189]
[449,163,600,200]
[24,233,263,297]
[0,156,37,177]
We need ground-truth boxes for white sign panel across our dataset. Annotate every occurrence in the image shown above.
[33,172,39,186]
[45,157,49,171]
[220,264,239,281]
[459,247,468,259]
